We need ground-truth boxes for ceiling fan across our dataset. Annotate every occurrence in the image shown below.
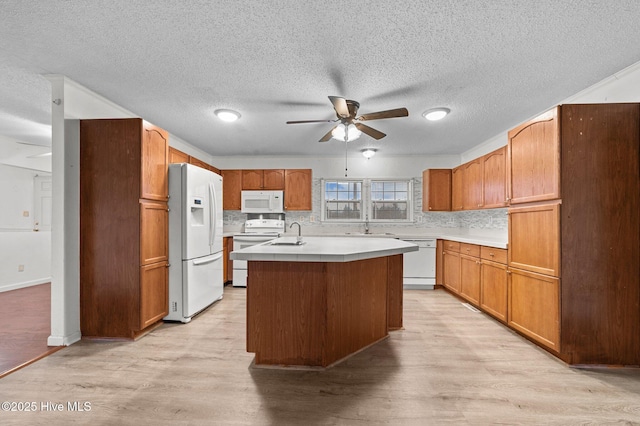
[286,96,409,142]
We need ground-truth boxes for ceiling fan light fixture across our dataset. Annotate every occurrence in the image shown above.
[422,107,450,121]
[361,148,377,159]
[214,109,241,122]
[331,123,362,141]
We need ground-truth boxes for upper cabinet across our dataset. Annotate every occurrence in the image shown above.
[141,122,169,201]
[451,166,464,211]
[242,169,285,190]
[284,169,312,211]
[222,170,243,210]
[507,107,560,204]
[482,146,507,208]
[463,158,483,210]
[422,169,451,211]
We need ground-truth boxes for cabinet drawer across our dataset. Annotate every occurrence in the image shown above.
[443,240,460,252]
[460,243,480,257]
[481,246,507,264]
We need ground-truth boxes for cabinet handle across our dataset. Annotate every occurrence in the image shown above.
[476,260,481,265]
[506,270,511,274]
[489,252,494,257]
[477,204,482,207]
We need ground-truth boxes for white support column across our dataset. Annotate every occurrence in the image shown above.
[46,75,81,346]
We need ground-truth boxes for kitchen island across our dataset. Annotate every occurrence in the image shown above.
[230,236,418,368]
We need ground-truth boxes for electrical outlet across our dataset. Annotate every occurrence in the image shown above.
[23,211,29,217]
[18,264,24,272]
[309,215,315,223]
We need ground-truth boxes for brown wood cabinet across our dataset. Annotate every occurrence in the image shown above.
[223,236,233,284]
[284,169,312,211]
[482,146,507,208]
[422,169,452,211]
[480,247,508,323]
[459,250,481,306]
[188,156,210,171]
[242,169,285,190]
[169,146,189,164]
[508,202,560,277]
[442,241,461,294]
[463,159,484,210]
[80,118,169,339]
[451,166,464,211]
[435,239,444,286]
[508,268,560,352]
[507,107,560,204]
[221,169,242,210]
[505,103,640,366]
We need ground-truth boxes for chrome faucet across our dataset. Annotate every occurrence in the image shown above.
[290,221,302,242]
[364,214,370,234]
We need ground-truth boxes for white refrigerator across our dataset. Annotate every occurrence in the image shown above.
[165,163,224,323]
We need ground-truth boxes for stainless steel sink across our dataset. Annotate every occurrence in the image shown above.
[270,239,306,246]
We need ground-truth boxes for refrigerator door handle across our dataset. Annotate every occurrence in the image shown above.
[209,182,216,248]
[192,252,223,265]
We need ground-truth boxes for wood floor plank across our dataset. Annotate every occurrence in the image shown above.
[0,287,639,424]
[0,283,61,379]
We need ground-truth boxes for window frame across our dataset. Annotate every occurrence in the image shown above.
[321,178,414,223]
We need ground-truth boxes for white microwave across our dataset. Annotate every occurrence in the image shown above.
[241,190,285,213]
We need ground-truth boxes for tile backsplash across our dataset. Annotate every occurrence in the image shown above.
[224,177,508,232]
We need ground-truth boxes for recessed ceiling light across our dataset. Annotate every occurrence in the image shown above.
[214,109,241,122]
[422,108,450,121]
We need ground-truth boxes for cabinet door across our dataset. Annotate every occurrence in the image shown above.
[263,169,285,190]
[422,169,452,211]
[507,107,560,204]
[141,122,169,201]
[284,169,312,210]
[508,268,560,352]
[435,239,444,285]
[169,147,189,164]
[222,170,242,210]
[459,254,481,306]
[140,261,169,329]
[482,146,507,208]
[463,159,483,210]
[451,166,464,211]
[442,250,460,294]
[480,260,508,322]
[242,170,263,190]
[140,200,169,265]
[508,203,560,277]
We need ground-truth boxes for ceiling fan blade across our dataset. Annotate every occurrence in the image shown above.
[319,126,338,142]
[354,123,386,140]
[358,107,409,121]
[328,96,350,118]
[286,119,334,124]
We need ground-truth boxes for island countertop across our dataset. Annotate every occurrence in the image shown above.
[230,236,418,263]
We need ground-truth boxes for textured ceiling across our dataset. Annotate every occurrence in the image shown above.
[1,1,640,159]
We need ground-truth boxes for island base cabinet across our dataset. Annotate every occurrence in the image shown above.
[247,256,396,368]
[508,268,560,352]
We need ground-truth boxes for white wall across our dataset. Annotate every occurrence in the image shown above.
[0,164,51,291]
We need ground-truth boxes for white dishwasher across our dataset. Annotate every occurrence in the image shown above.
[402,238,436,290]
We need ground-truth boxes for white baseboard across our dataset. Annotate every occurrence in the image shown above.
[0,278,51,293]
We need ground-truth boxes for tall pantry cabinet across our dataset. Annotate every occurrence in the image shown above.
[507,104,639,366]
[80,118,169,339]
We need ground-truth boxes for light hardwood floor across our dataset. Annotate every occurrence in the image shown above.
[0,283,61,378]
[1,287,639,425]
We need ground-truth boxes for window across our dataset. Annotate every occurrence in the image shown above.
[323,180,362,220]
[322,178,413,222]
[370,180,409,220]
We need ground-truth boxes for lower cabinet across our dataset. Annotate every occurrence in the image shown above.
[140,261,169,329]
[508,268,560,352]
[459,243,481,306]
[442,249,460,294]
[480,260,508,323]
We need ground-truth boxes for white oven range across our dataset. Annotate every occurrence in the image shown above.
[232,218,284,287]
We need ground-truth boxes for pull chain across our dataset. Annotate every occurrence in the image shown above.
[344,137,348,177]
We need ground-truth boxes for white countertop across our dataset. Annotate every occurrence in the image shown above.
[230,236,419,263]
